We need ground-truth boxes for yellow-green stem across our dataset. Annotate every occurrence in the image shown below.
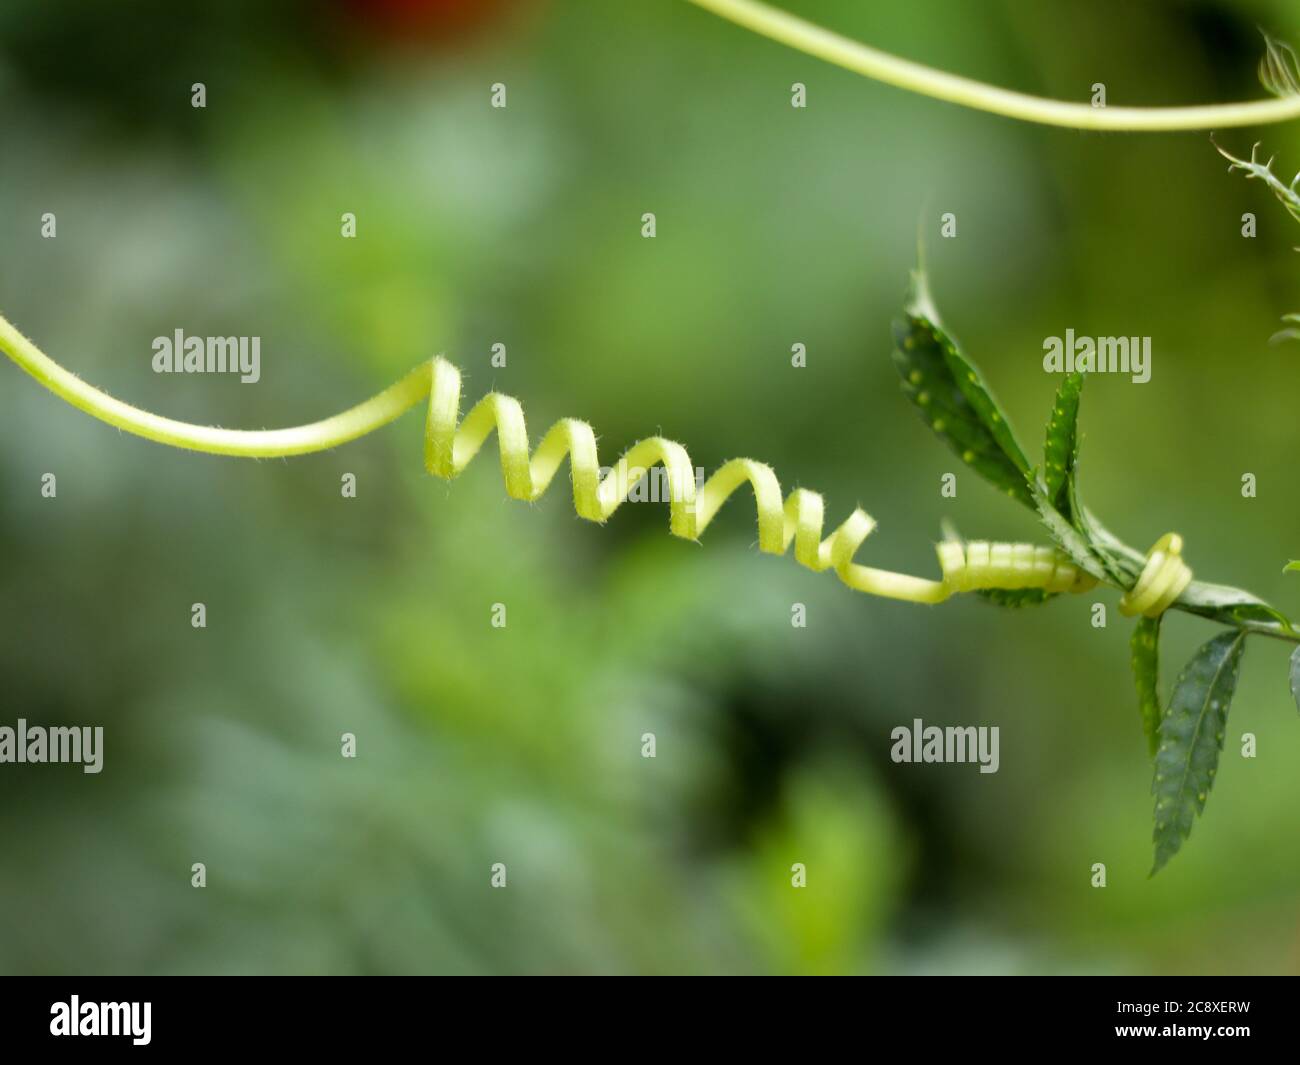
[1,310,1093,606]
[685,0,1300,131]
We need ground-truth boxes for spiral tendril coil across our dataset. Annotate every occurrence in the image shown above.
[424,357,1107,605]
[0,306,1191,615]
[1118,533,1193,618]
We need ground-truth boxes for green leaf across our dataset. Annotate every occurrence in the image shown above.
[1175,580,1294,633]
[1290,646,1300,714]
[1072,501,1140,586]
[976,587,1058,608]
[891,269,1033,509]
[1029,481,1111,584]
[1042,371,1083,518]
[1039,370,1135,586]
[1039,373,1145,587]
[1041,373,1136,588]
[1284,560,1300,574]
[1151,629,1247,875]
[1130,615,1162,758]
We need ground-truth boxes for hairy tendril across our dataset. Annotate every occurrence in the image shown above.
[1,312,1195,613]
[684,0,1300,131]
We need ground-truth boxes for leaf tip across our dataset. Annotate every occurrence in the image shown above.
[904,264,940,325]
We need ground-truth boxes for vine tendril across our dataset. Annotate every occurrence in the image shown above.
[1,312,1122,607]
[422,355,1106,603]
[684,0,1300,131]
[1119,533,1194,619]
[0,312,1211,621]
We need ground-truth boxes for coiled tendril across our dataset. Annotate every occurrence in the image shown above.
[0,309,1187,615]
[1118,533,1193,619]
[423,357,1109,605]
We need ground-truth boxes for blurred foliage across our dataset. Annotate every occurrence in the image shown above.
[2,0,1300,974]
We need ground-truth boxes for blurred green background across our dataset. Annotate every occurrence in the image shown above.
[2,0,1299,975]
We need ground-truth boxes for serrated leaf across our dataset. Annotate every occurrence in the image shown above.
[1042,371,1083,518]
[1073,505,1144,585]
[1130,615,1162,758]
[1041,371,1135,586]
[1290,646,1300,714]
[1029,481,1111,584]
[1150,629,1247,875]
[1072,500,1139,586]
[1175,580,1294,633]
[976,587,1058,608]
[891,270,1033,509]
[1040,372,1141,587]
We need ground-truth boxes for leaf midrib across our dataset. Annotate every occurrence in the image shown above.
[1169,632,1243,816]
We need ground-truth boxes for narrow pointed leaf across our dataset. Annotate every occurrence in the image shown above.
[1029,481,1111,583]
[1072,502,1139,586]
[1045,369,1135,588]
[1175,581,1294,633]
[1042,371,1083,518]
[1130,615,1162,758]
[891,270,1033,509]
[1151,630,1247,875]
[1073,505,1143,585]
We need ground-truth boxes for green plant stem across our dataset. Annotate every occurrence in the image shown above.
[0,312,430,456]
[685,0,1300,131]
[1180,602,1300,644]
[1097,565,1299,643]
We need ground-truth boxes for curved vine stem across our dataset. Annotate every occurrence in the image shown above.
[4,309,1299,641]
[0,313,430,456]
[0,310,1066,606]
[685,0,1300,131]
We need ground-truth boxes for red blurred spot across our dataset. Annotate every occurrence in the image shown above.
[339,0,523,40]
